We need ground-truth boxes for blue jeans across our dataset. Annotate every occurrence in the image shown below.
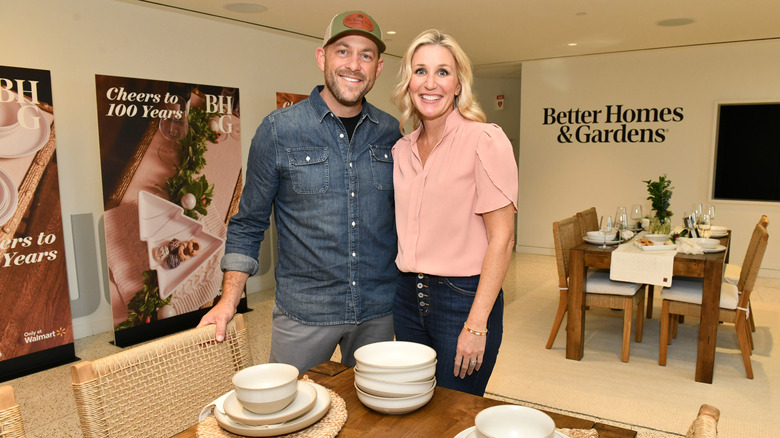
[393,272,503,396]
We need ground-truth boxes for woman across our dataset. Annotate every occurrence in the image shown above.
[391,29,518,396]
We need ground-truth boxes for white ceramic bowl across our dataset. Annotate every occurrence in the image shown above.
[354,369,436,397]
[692,237,720,249]
[475,405,556,438]
[232,363,299,414]
[645,233,669,243]
[354,341,436,370]
[354,382,435,414]
[354,360,437,383]
[586,230,618,241]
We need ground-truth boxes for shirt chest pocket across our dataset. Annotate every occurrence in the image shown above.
[286,147,329,194]
[369,145,393,190]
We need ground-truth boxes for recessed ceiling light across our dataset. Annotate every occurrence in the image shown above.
[386,31,397,35]
[656,18,695,27]
[225,3,268,13]
[568,43,578,47]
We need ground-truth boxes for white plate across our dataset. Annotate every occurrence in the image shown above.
[708,226,728,237]
[703,245,727,253]
[215,381,331,437]
[637,243,677,251]
[0,168,18,226]
[583,237,621,245]
[453,426,569,438]
[137,190,225,299]
[224,380,317,426]
[0,104,51,158]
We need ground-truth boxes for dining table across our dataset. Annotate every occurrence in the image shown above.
[174,361,637,437]
[566,232,730,383]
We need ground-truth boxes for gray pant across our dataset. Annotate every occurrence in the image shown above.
[269,306,394,373]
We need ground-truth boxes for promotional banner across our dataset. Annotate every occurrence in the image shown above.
[96,75,243,346]
[0,65,76,380]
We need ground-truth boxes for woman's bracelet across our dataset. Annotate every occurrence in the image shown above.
[463,323,488,336]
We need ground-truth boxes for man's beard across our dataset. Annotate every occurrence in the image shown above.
[324,64,371,107]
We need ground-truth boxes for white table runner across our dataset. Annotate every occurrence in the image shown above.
[609,233,676,287]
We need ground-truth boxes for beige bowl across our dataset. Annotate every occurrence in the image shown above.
[354,341,436,369]
[354,382,435,414]
[694,238,720,249]
[232,363,299,414]
[354,360,437,383]
[354,369,436,397]
[645,233,669,243]
[475,405,555,438]
[586,230,617,241]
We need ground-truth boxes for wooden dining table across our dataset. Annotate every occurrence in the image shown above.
[175,361,637,437]
[566,233,730,383]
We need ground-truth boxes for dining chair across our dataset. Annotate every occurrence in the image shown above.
[659,223,769,378]
[576,207,599,233]
[724,215,768,333]
[71,314,250,438]
[546,215,646,362]
[0,385,26,438]
[577,206,656,319]
[686,404,719,438]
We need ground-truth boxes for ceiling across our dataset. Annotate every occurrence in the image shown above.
[129,0,780,77]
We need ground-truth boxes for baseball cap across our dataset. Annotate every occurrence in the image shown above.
[323,11,386,53]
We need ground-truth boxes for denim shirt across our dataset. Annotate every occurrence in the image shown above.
[221,86,402,325]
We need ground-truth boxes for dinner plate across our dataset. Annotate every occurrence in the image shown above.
[0,168,18,226]
[583,237,621,245]
[0,104,51,158]
[214,381,331,437]
[702,245,727,253]
[137,190,226,299]
[224,380,317,426]
[453,426,570,438]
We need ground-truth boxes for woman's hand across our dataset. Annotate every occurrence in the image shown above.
[454,327,487,378]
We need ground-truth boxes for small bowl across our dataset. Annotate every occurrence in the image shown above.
[354,341,436,369]
[354,382,435,414]
[354,369,436,397]
[645,234,669,243]
[475,405,556,438]
[232,363,299,414]
[693,238,720,249]
[354,360,437,383]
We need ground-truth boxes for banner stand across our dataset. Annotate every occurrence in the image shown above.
[113,297,250,348]
[0,344,78,382]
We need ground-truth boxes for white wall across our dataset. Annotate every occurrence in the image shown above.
[2,0,402,338]
[518,40,780,276]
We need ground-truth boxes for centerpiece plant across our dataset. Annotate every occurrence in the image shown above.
[643,174,673,234]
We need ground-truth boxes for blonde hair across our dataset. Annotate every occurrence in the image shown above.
[392,29,486,132]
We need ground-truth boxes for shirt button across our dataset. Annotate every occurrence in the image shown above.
[351,192,355,197]
[352,281,356,286]
[305,156,311,162]
[417,273,424,279]
[339,133,344,139]
[419,301,425,306]
[349,162,353,168]
[418,292,424,298]
[384,154,389,159]
[352,221,356,227]
[417,283,423,289]
[352,252,356,257]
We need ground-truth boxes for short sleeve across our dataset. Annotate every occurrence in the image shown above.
[474,124,518,214]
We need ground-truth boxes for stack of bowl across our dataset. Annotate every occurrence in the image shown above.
[213,363,332,436]
[353,341,437,414]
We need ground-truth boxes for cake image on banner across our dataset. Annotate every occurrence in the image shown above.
[95,75,243,346]
[0,64,77,381]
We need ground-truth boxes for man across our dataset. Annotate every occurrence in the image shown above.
[197,10,401,373]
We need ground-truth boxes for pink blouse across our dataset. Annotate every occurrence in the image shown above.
[393,110,518,276]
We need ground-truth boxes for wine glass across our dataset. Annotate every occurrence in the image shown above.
[601,215,614,248]
[707,205,716,225]
[698,213,712,239]
[630,204,643,229]
[158,95,189,166]
[615,211,629,240]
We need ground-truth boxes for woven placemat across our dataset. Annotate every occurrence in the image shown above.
[196,380,347,438]
[558,428,599,438]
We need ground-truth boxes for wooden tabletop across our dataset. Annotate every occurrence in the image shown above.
[175,361,636,437]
